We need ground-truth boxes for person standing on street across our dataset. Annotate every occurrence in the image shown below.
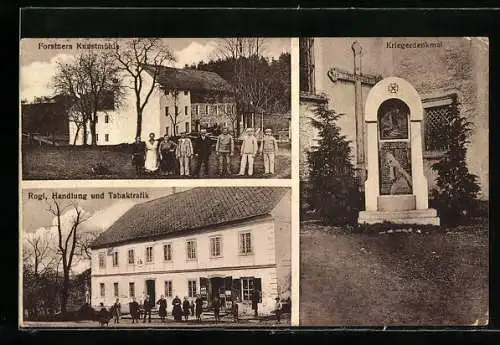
[143,295,152,323]
[182,297,191,321]
[157,295,167,323]
[129,298,140,324]
[176,132,193,177]
[112,298,121,324]
[251,289,261,318]
[274,297,282,324]
[172,295,183,321]
[195,294,203,322]
[259,128,279,175]
[213,296,221,323]
[215,127,234,176]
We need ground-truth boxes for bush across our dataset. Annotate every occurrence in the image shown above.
[306,97,362,225]
[431,95,480,225]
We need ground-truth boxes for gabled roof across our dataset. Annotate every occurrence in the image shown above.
[143,64,233,93]
[90,187,289,249]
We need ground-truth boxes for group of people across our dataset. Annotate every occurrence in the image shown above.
[97,291,287,325]
[130,127,280,178]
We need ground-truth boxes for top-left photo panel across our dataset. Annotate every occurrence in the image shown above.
[20,38,292,180]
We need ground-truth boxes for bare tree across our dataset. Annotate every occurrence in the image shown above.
[216,38,274,135]
[23,230,56,276]
[217,38,267,60]
[53,52,124,145]
[114,38,176,139]
[46,199,91,313]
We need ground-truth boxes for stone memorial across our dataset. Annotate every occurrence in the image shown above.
[358,77,440,225]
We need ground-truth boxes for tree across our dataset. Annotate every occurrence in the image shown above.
[431,95,480,225]
[53,52,124,145]
[307,97,362,225]
[23,229,56,276]
[46,199,91,313]
[114,38,176,139]
[166,89,181,136]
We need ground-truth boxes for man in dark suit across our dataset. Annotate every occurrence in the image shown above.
[129,297,140,324]
[194,128,213,177]
[143,295,152,323]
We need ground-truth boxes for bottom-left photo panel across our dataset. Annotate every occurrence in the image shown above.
[20,186,292,328]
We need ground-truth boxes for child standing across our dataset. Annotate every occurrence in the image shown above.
[259,128,279,175]
[274,297,282,324]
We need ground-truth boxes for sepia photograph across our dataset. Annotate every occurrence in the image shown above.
[299,37,489,325]
[20,38,291,180]
[20,186,292,328]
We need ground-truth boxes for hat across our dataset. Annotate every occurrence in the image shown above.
[275,297,280,300]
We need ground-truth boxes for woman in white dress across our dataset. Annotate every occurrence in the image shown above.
[144,132,159,173]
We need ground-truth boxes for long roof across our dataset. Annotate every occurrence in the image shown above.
[143,64,233,93]
[90,187,289,249]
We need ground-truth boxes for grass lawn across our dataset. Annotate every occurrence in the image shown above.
[22,145,291,179]
[300,217,489,326]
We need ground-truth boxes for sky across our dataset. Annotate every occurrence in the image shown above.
[19,38,291,101]
[21,187,191,274]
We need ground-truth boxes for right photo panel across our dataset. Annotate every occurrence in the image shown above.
[299,37,489,326]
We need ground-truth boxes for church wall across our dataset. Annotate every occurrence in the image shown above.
[300,37,489,200]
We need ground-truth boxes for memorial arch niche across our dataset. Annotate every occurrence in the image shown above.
[358,77,440,226]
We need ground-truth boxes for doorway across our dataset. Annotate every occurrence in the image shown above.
[145,279,155,304]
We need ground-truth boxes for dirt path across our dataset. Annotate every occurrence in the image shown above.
[299,223,488,326]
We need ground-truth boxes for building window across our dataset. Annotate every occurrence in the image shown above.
[175,105,179,115]
[105,115,109,123]
[210,236,222,258]
[112,251,118,267]
[239,232,253,255]
[424,103,453,152]
[146,246,153,263]
[129,282,135,298]
[165,126,169,137]
[184,90,188,96]
[195,105,199,115]
[175,125,179,135]
[105,134,109,142]
[185,122,190,133]
[163,243,172,261]
[185,105,188,115]
[98,253,106,269]
[96,133,99,142]
[128,249,134,265]
[206,105,209,114]
[100,283,105,297]
[241,278,254,301]
[165,106,169,116]
[165,281,172,297]
[114,282,119,297]
[299,37,315,94]
[188,280,197,298]
[186,240,197,260]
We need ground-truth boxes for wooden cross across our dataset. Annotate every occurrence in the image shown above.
[327,41,383,185]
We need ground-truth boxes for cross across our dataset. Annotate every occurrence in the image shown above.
[327,41,383,185]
